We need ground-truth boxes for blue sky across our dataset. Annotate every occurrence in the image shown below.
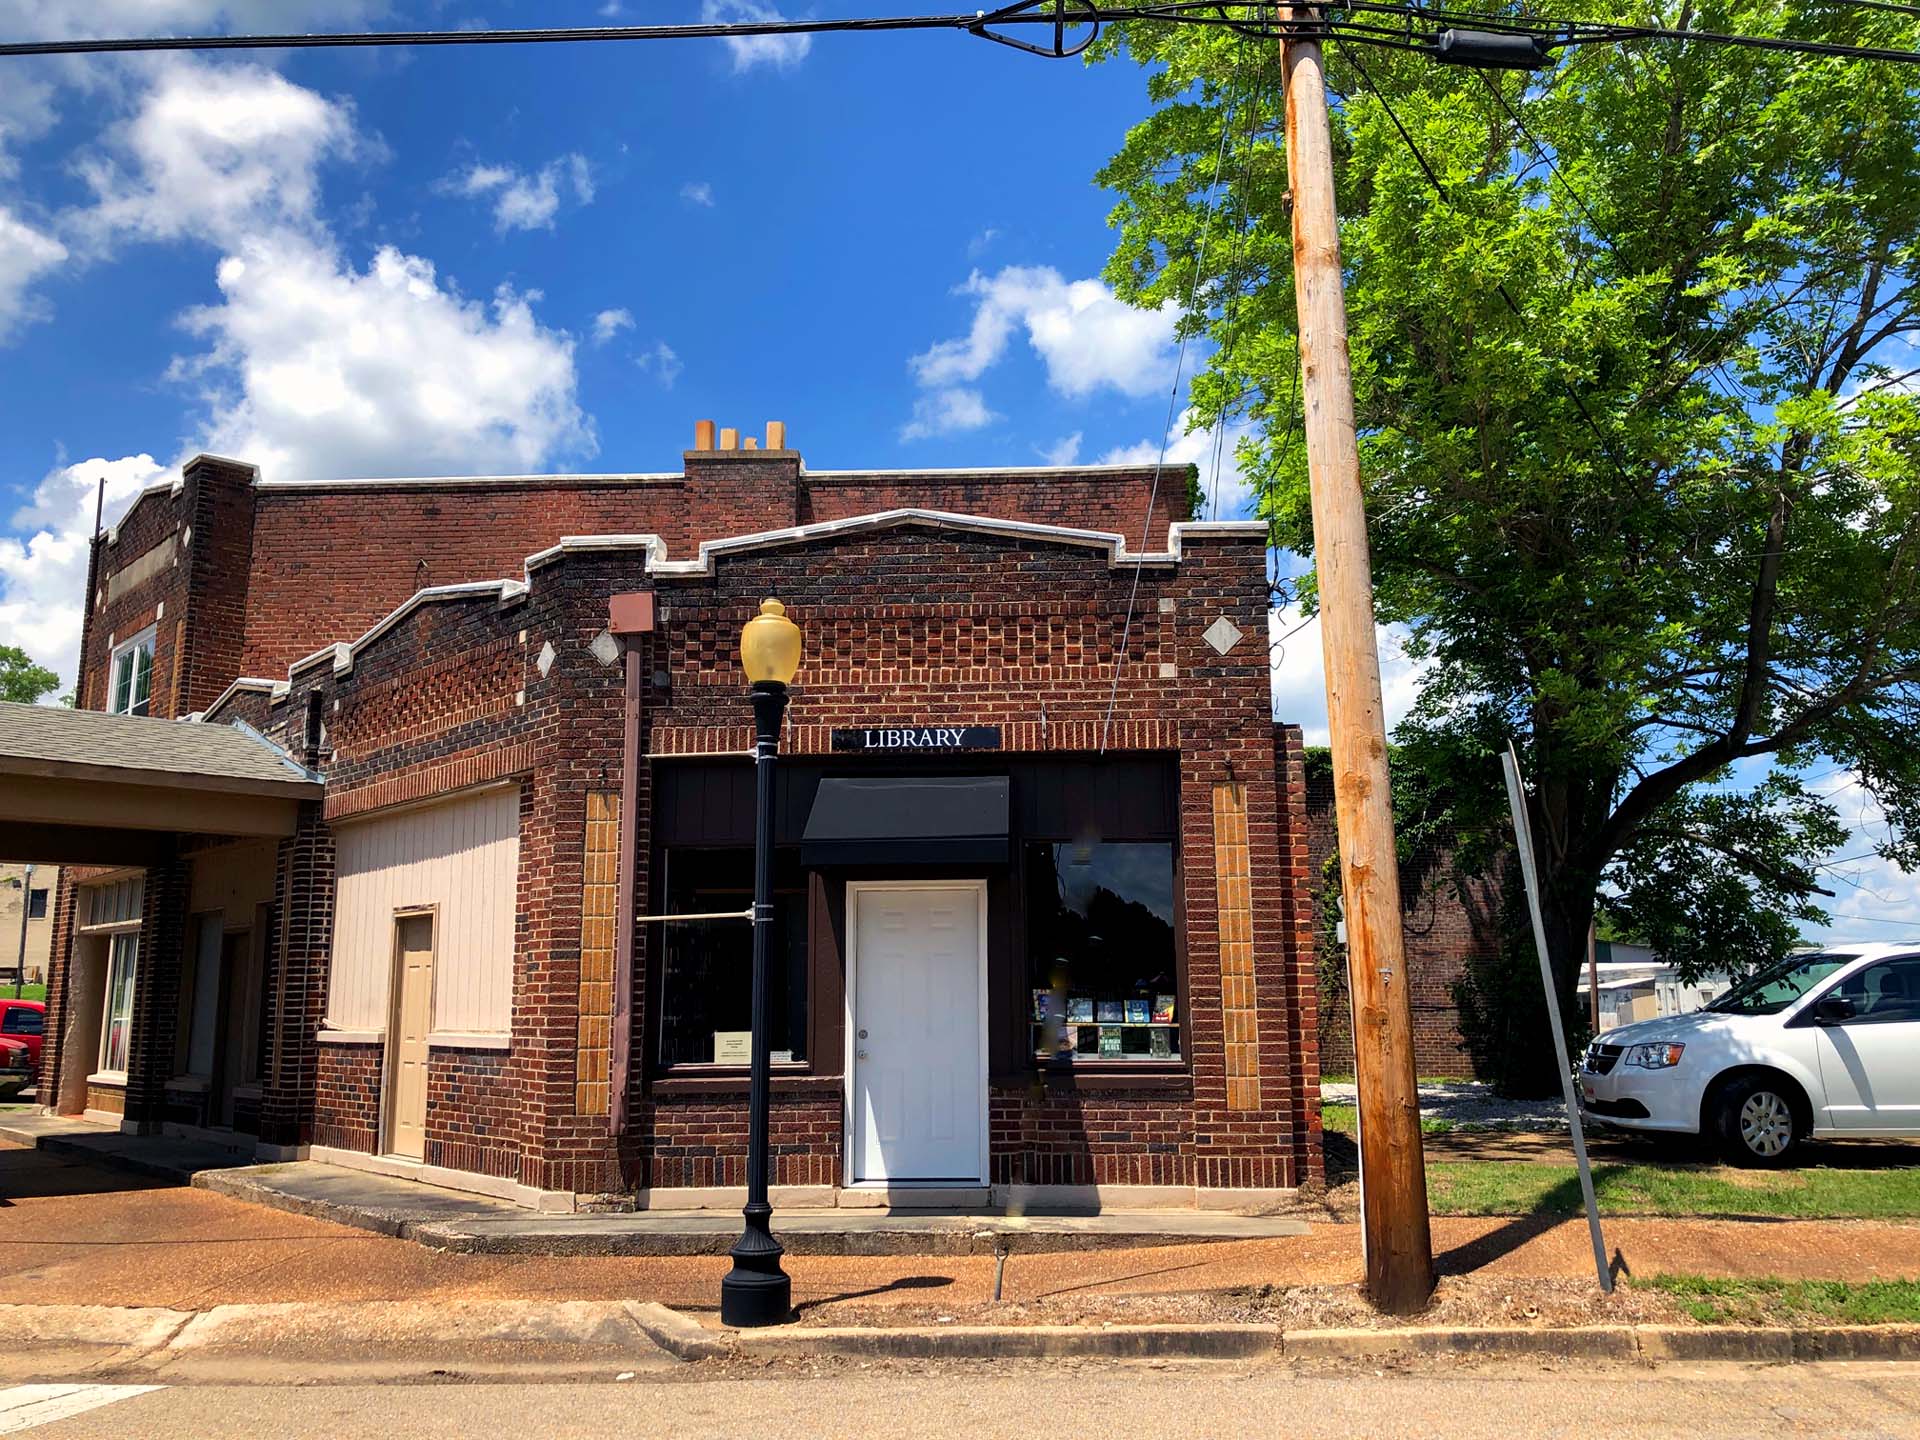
[0,0,1908,942]
[0,0,1256,688]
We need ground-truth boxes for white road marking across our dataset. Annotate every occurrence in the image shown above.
[0,1385,163,1435]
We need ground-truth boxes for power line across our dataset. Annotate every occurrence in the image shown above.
[2,3,1918,67]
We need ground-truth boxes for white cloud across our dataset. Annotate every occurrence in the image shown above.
[701,0,812,72]
[1038,432,1082,467]
[901,387,996,442]
[910,265,1178,400]
[680,180,715,207]
[1098,406,1255,520]
[592,307,634,344]
[634,339,682,388]
[439,152,594,234]
[1804,771,1920,945]
[0,59,594,688]
[967,227,1000,258]
[1268,605,1429,745]
[72,59,361,249]
[0,205,68,340]
[177,235,591,481]
[1,453,169,692]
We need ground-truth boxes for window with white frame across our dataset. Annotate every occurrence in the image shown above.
[79,876,144,1081]
[99,932,138,1076]
[109,627,156,717]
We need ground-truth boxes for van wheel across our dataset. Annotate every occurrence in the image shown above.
[1712,1077,1800,1167]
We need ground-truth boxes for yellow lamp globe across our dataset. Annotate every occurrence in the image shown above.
[740,597,802,686]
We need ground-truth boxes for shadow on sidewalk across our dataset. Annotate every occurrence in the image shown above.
[0,1145,174,1204]
[792,1275,954,1316]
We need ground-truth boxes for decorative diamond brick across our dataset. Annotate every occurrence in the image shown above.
[1203,615,1245,655]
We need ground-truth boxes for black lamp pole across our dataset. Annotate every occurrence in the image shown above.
[719,678,792,1327]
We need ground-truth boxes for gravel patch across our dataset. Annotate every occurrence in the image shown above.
[1322,1080,1570,1132]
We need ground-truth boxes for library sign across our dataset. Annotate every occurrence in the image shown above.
[831,725,1003,753]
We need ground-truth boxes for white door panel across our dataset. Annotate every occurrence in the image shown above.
[1812,957,1920,1133]
[850,884,985,1183]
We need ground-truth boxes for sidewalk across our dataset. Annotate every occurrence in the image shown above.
[0,1115,1311,1256]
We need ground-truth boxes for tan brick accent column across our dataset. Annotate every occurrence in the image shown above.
[1213,780,1261,1113]
[575,791,618,1117]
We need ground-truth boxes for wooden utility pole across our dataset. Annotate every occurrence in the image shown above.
[1282,12,1434,1313]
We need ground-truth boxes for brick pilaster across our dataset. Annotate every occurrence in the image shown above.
[123,848,189,1131]
[260,801,334,1148]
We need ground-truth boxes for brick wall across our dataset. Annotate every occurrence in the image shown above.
[427,1047,519,1179]
[313,1042,381,1152]
[1305,762,1503,1079]
[233,461,1178,680]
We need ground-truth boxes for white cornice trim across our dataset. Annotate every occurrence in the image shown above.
[256,471,682,491]
[249,512,1264,699]
[522,533,668,571]
[200,676,286,721]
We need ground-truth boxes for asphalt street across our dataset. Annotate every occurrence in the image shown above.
[6,1364,1920,1439]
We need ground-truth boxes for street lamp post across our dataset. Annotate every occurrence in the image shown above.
[720,597,802,1328]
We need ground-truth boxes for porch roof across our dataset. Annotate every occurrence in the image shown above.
[0,702,323,865]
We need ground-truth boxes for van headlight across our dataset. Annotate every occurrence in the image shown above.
[1623,1042,1685,1070]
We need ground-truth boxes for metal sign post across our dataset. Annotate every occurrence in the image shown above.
[1501,742,1613,1294]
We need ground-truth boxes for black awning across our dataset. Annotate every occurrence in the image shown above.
[800,776,1010,867]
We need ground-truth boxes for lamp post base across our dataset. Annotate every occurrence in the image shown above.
[719,1228,791,1327]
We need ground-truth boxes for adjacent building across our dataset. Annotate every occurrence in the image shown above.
[0,862,56,987]
[3,424,1322,1209]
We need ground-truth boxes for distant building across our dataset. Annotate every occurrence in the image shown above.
[1575,941,1734,1032]
[0,863,56,985]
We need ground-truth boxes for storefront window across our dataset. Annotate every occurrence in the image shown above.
[100,931,139,1076]
[1027,841,1179,1062]
[656,848,807,1068]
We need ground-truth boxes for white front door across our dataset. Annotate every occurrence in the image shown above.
[848,882,987,1185]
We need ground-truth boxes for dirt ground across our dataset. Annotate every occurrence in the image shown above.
[5,1141,1920,1329]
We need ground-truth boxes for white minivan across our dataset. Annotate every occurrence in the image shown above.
[1578,943,1920,1166]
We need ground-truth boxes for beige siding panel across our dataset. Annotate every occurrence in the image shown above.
[327,786,520,1035]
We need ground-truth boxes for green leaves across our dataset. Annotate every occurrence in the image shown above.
[1095,4,1920,989]
[0,646,58,706]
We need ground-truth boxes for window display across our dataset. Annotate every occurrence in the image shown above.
[1026,841,1180,1063]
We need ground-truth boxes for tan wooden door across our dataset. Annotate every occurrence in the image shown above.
[386,913,434,1160]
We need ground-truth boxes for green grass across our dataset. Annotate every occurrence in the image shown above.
[1637,1275,1920,1326]
[1425,1160,1920,1219]
[1321,1102,1456,1136]
[6,984,44,1002]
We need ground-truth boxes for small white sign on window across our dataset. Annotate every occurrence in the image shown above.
[713,1031,752,1065]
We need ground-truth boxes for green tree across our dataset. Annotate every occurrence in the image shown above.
[0,646,59,706]
[1094,4,1920,1073]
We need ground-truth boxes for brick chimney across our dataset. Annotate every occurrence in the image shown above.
[683,418,801,543]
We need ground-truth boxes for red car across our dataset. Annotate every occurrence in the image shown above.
[0,999,43,1070]
[0,1034,30,1098]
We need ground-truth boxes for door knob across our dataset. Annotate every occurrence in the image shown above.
[858,1029,869,1039]
[857,1050,869,1060]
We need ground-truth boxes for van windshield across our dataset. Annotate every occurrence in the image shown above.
[1705,954,1856,1016]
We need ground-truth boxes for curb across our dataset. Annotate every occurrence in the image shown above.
[193,1167,420,1241]
[736,1323,1279,1361]
[1,1302,1917,1371]
[628,1302,732,1361]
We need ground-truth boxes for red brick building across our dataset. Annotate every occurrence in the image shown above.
[19,424,1322,1209]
